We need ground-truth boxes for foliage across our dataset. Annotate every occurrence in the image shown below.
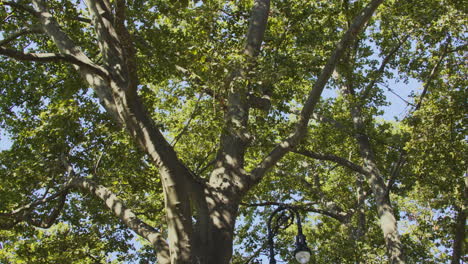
[0,0,466,263]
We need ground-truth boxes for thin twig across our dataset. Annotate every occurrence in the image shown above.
[414,37,451,111]
[0,26,44,46]
[293,149,369,176]
[380,83,415,106]
[171,93,203,147]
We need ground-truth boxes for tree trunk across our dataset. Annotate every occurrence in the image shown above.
[451,206,466,264]
[352,115,405,264]
[355,174,367,240]
[340,82,405,263]
[190,191,238,264]
[451,172,467,264]
[207,199,238,264]
[355,132,405,264]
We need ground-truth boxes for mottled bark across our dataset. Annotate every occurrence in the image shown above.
[451,172,467,264]
[355,175,367,240]
[205,1,271,262]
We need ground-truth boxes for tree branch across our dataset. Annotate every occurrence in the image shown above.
[2,1,39,17]
[25,192,68,228]
[60,156,171,263]
[171,93,203,147]
[76,16,92,24]
[210,0,271,195]
[0,47,107,77]
[244,0,270,57]
[0,181,72,230]
[414,37,451,111]
[288,107,349,132]
[1,181,73,219]
[339,39,405,262]
[312,113,348,131]
[0,26,43,46]
[0,47,66,62]
[381,83,415,107]
[241,201,350,222]
[293,149,370,176]
[84,0,127,81]
[249,0,385,186]
[385,152,405,196]
[361,34,410,99]
[114,0,139,93]
[29,0,119,119]
[242,240,268,264]
[248,93,271,111]
[174,64,228,110]
[72,177,170,261]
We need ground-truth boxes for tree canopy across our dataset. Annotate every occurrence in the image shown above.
[0,0,466,263]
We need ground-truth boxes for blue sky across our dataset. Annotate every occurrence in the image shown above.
[0,76,420,152]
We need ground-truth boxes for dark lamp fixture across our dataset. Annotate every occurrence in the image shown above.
[294,234,311,263]
[267,206,312,264]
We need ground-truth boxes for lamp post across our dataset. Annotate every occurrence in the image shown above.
[267,206,312,264]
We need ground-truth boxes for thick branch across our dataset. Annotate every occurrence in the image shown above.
[0,47,108,77]
[248,94,271,111]
[340,51,405,264]
[76,16,92,23]
[25,192,67,228]
[84,0,128,84]
[0,47,66,62]
[451,172,467,264]
[451,205,466,264]
[210,0,271,195]
[72,177,170,263]
[244,0,270,57]
[30,0,118,118]
[249,0,384,186]
[114,0,139,92]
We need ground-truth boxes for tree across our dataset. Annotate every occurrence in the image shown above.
[0,0,465,263]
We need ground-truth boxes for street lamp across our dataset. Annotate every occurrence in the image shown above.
[267,206,312,264]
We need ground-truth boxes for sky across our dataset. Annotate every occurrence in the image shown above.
[0,5,424,262]
[0,70,422,263]
[0,76,420,152]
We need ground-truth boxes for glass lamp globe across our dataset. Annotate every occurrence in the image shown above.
[295,250,311,264]
[294,234,311,263]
